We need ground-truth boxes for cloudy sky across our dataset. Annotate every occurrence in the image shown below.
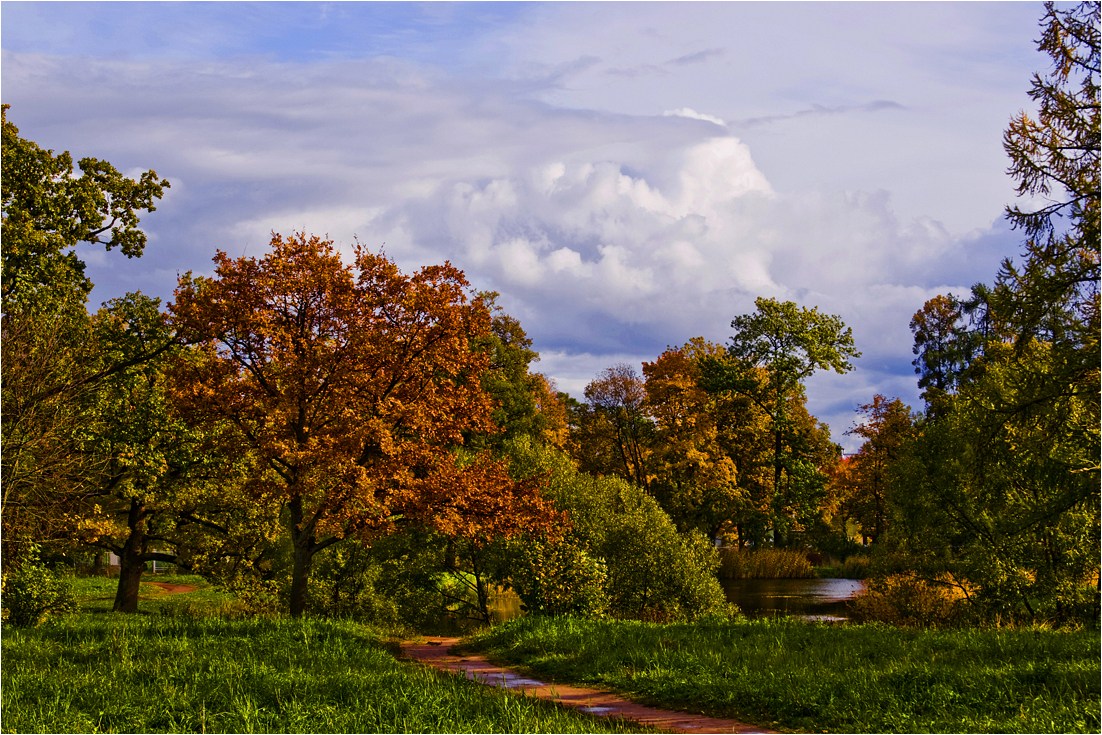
[2,1,1050,450]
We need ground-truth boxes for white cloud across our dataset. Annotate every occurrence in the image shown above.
[0,1,1041,444]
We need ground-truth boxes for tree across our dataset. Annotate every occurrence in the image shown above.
[1,105,169,307]
[170,232,554,617]
[72,294,247,612]
[842,395,916,545]
[1,107,169,568]
[577,364,654,488]
[999,1,1099,350]
[642,339,747,539]
[472,293,569,449]
[703,297,859,546]
[892,3,1099,623]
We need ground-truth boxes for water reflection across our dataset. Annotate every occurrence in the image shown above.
[722,578,865,621]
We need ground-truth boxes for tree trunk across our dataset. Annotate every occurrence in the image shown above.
[288,495,314,618]
[113,498,147,613]
[113,553,144,612]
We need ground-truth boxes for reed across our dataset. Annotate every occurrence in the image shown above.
[718,548,815,579]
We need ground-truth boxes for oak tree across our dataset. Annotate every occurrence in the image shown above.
[170,232,553,617]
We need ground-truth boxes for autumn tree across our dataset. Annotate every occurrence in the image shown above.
[170,232,554,617]
[574,364,654,488]
[703,297,858,546]
[642,339,747,539]
[841,395,916,545]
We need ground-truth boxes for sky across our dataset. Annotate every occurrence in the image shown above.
[1,1,1052,451]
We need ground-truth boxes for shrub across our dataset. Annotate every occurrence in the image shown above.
[504,437,729,622]
[1,554,75,628]
[511,537,609,617]
[849,572,973,627]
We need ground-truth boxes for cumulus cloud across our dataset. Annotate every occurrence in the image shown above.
[1,1,1039,449]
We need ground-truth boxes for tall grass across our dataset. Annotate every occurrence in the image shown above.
[718,547,815,579]
[3,579,647,733]
[466,615,1101,734]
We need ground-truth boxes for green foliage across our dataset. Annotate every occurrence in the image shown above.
[702,298,857,547]
[504,437,729,622]
[891,2,1100,627]
[511,536,610,617]
[469,616,1102,733]
[1,105,169,306]
[718,548,815,580]
[1,550,75,628]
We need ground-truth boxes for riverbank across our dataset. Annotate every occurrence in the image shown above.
[465,615,1101,734]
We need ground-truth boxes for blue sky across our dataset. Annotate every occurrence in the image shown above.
[2,1,1052,450]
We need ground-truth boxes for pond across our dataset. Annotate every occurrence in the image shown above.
[722,578,865,622]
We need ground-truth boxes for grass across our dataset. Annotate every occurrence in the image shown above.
[464,615,1102,733]
[2,577,648,733]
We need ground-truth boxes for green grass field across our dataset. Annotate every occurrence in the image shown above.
[2,576,647,734]
[465,615,1102,734]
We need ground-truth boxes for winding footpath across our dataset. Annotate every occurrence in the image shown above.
[400,637,775,734]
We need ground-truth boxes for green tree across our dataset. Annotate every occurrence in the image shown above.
[703,297,859,546]
[1,105,169,306]
[894,3,1099,623]
[472,293,569,448]
[1,107,169,568]
[504,437,728,622]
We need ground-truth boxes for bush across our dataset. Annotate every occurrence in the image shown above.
[849,572,972,627]
[504,437,729,622]
[2,555,75,628]
[511,537,609,617]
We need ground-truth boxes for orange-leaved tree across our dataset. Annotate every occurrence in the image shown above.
[170,232,555,617]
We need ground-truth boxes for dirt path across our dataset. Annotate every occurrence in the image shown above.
[400,637,775,734]
[145,581,200,594]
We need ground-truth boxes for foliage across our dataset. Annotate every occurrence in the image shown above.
[1,109,169,569]
[468,615,1101,734]
[642,339,749,538]
[473,292,570,448]
[504,437,729,622]
[849,573,973,628]
[511,536,610,617]
[890,1,1100,627]
[170,232,555,616]
[572,363,654,487]
[1,105,169,307]
[1,548,75,628]
[836,395,916,544]
[701,298,857,547]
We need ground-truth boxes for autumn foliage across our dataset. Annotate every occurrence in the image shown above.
[170,232,556,616]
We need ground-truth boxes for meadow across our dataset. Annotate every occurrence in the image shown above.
[1,577,646,734]
[465,614,1102,734]
[5,576,1099,734]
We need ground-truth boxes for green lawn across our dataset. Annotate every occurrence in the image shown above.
[465,615,1102,733]
[2,577,648,734]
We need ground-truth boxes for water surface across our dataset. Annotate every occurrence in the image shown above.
[722,577,865,621]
